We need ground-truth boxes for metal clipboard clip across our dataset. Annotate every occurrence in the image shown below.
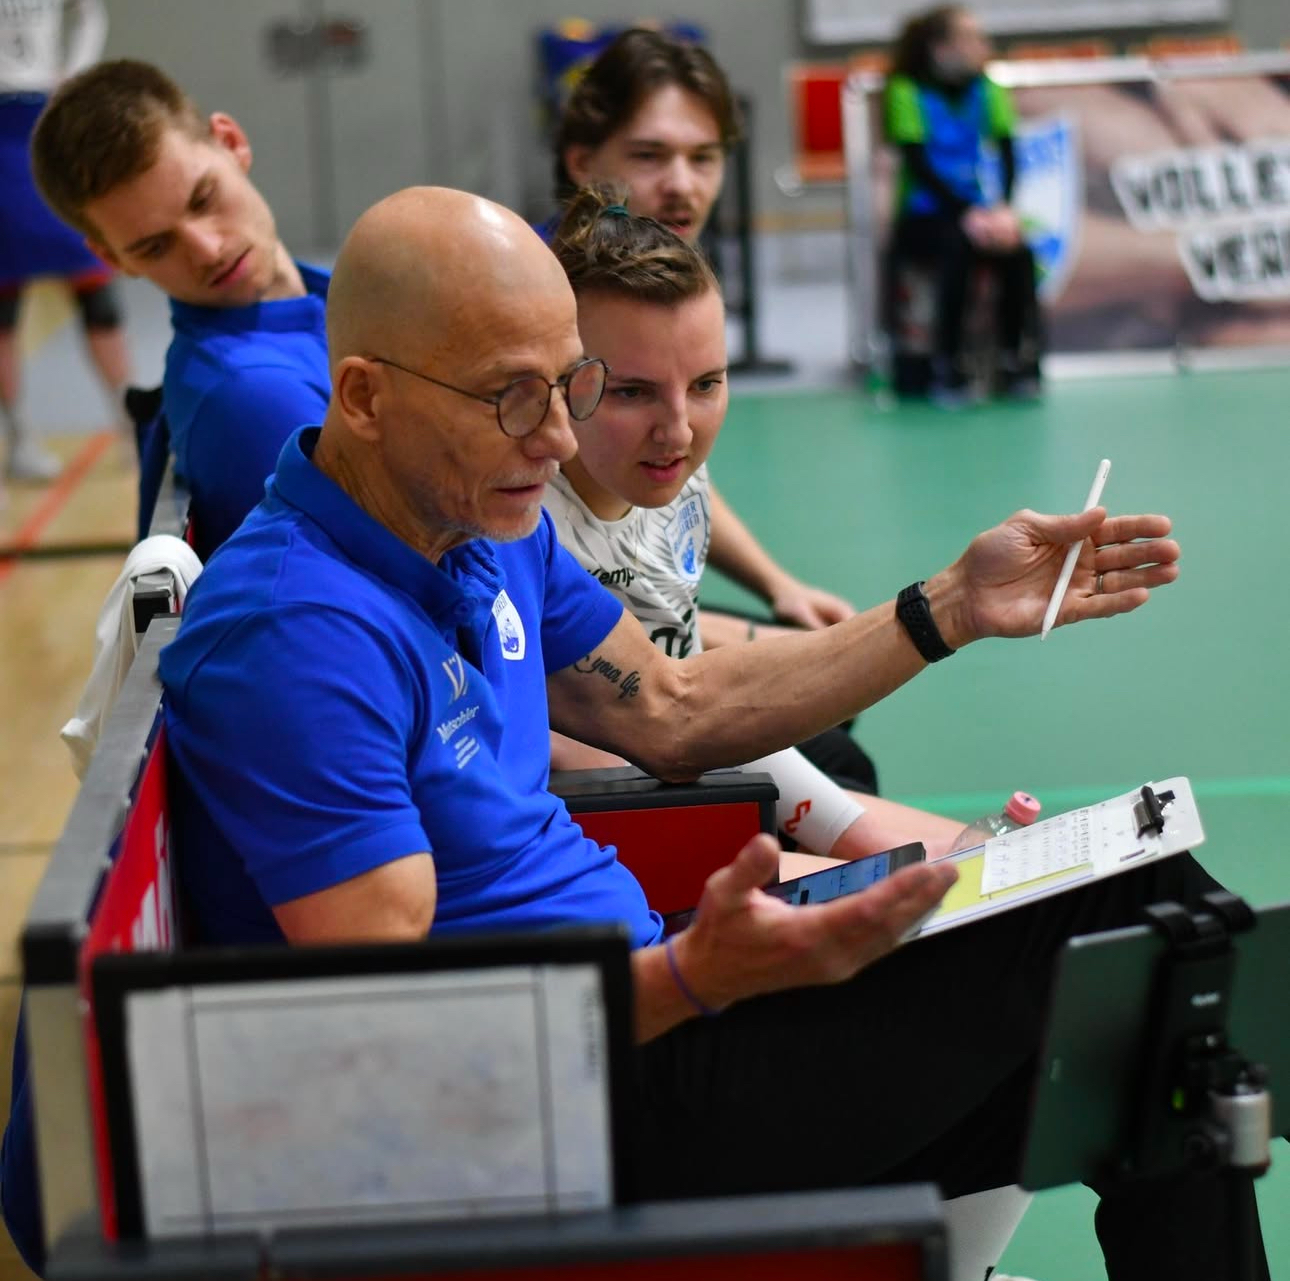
[1133,784,1176,839]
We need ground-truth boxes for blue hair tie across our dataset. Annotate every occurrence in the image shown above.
[601,203,630,219]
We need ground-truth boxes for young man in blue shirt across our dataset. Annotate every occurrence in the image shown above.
[30,59,330,557]
[148,186,1264,1279]
[3,63,330,1272]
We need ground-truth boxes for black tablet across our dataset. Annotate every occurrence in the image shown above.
[1022,899,1290,1190]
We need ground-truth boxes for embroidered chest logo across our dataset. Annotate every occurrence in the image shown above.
[441,652,469,702]
[665,495,705,585]
[492,588,526,661]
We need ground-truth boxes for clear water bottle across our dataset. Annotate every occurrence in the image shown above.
[947,791,1041,854]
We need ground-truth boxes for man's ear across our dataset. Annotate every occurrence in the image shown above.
[563,144,596,188]
[334,356,383,442]
[209,111,253,173]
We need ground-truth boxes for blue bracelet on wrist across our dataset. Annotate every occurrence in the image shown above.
[664,935,721,1017]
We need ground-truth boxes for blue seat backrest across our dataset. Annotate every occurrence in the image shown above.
[2,1006,44,1274]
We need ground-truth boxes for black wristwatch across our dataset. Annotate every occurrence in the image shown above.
[895,581,956,663]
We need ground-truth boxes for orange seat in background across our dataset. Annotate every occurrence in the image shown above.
[789,62,849,183]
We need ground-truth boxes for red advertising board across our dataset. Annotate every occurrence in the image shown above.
[79,730,178,1240]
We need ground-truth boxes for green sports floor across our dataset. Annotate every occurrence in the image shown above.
[704,365,1290,1279]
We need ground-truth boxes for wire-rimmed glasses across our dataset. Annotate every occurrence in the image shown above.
[368,355,608,439]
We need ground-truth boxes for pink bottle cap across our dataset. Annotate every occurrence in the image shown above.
[1004,791,1041,825]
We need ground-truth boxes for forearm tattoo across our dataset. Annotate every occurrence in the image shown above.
[572,653,642,701]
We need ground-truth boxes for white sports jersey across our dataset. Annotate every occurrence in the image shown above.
[0,0,105,93]
[546,466,867,851]
[545,465,711,659]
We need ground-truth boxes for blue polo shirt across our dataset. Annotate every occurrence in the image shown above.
[160,427,661,949]
[163,262,331,558]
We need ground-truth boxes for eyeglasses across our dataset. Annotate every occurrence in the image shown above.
[368,355,608,439]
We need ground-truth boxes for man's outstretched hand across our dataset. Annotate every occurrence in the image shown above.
[929,508,1180,649]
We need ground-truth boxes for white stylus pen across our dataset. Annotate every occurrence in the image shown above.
[1040,458,1111,641]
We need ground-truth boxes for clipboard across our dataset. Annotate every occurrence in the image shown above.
[915,777,1203,938]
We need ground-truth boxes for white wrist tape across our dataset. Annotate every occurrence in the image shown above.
[746,747,866,857]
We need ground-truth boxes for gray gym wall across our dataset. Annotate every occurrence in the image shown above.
[98,0,1286,256]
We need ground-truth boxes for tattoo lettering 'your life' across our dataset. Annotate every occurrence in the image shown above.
[573,653,642,701]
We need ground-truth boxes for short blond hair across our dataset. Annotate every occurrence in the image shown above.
[32,59,206,238]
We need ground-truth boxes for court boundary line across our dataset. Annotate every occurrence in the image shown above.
[0,430,117,588]
[0,539,134,560]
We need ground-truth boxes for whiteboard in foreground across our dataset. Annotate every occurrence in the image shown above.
[804,0,1228,43]
[125,965,614,1238]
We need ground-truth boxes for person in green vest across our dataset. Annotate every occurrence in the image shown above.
[883,5,1041,406]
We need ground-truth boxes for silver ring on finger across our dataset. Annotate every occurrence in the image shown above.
[1096,572,1105,594]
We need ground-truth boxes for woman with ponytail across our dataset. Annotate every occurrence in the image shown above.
[545,183,964,864]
